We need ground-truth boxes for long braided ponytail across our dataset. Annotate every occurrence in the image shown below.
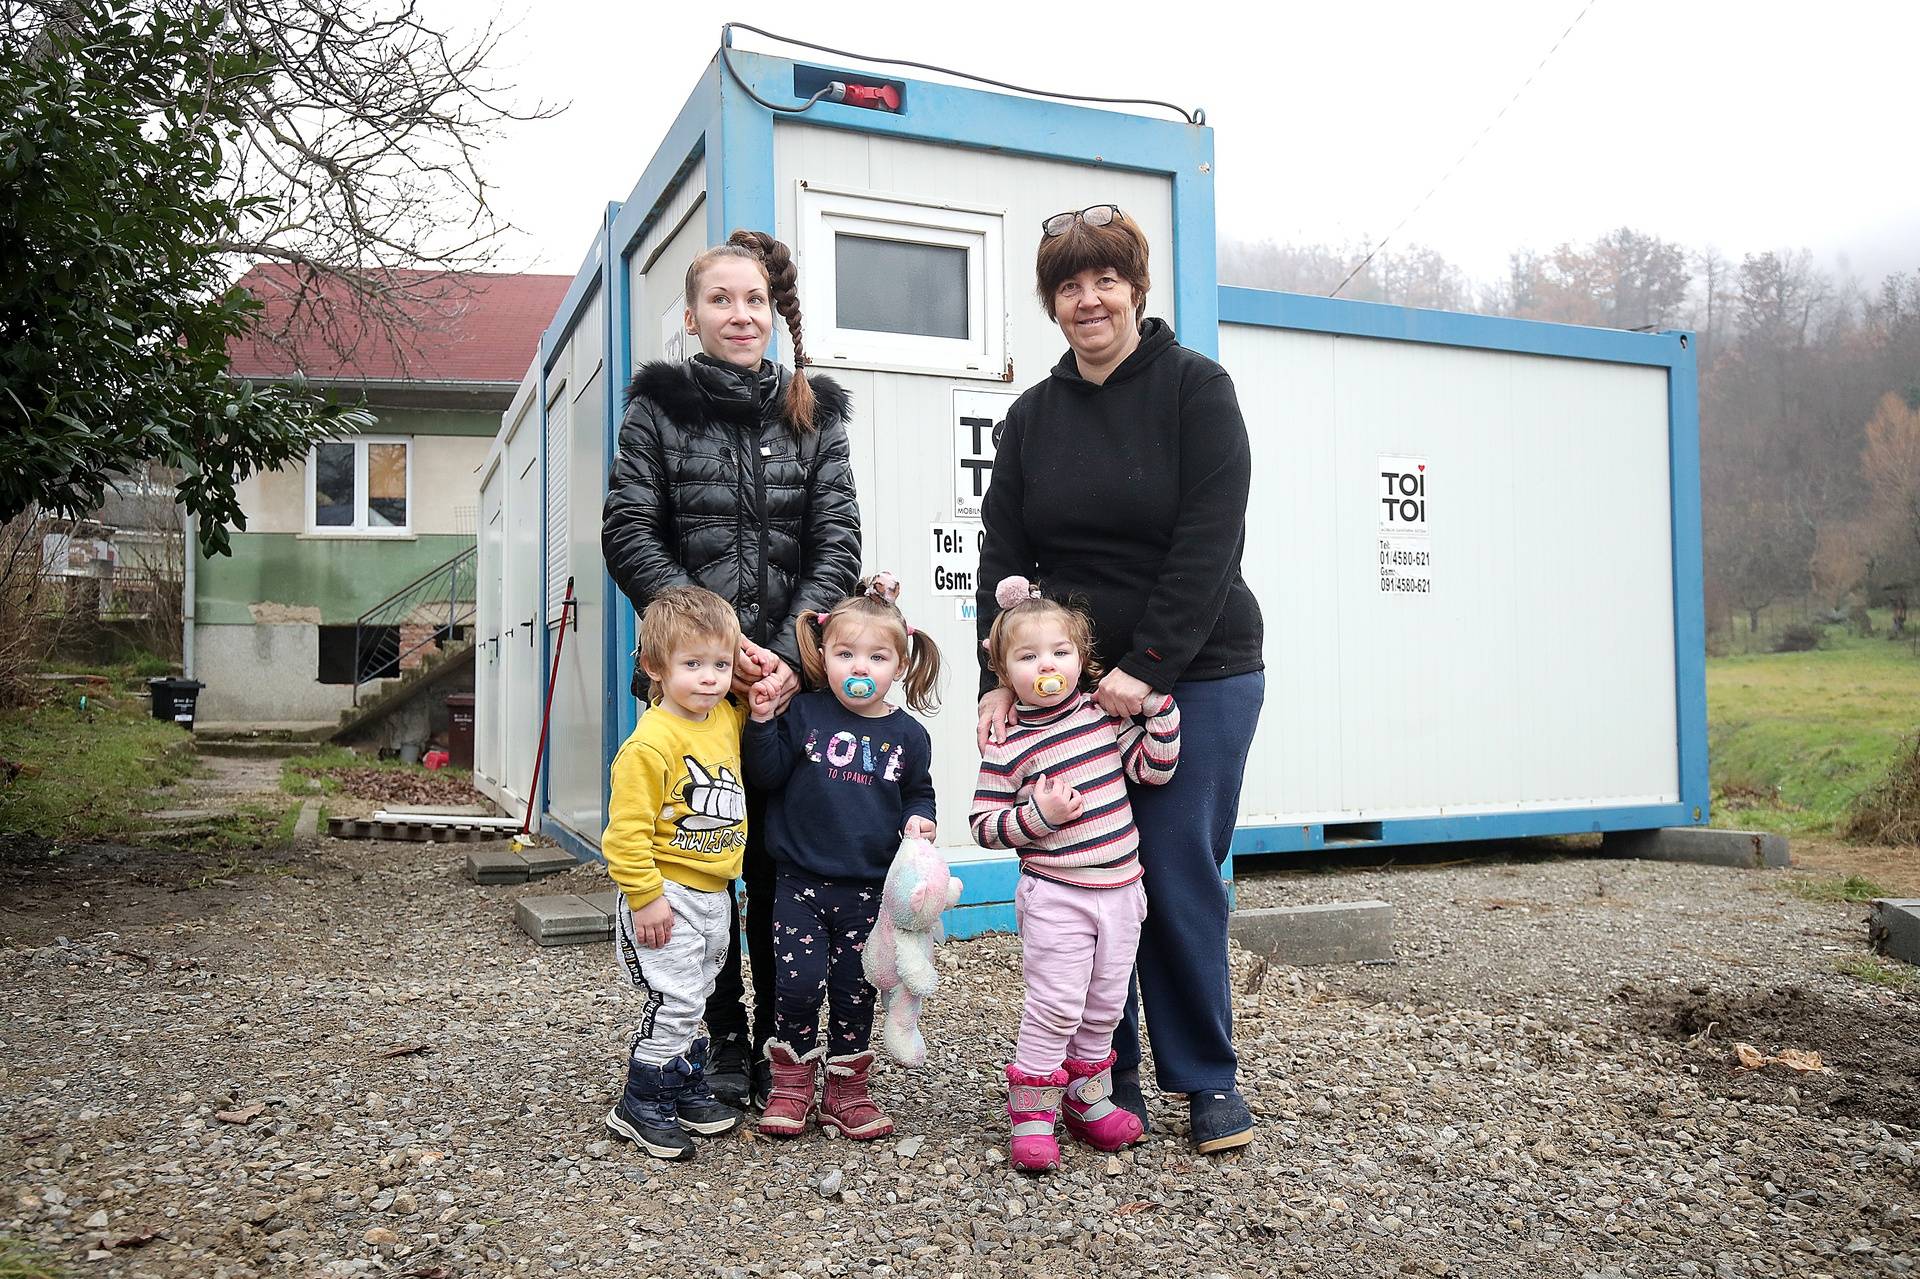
[726,230,817,433]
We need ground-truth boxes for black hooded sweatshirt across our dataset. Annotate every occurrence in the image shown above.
[975,318,1264,697]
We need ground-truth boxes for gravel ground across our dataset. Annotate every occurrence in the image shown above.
[2,834,1916,1279]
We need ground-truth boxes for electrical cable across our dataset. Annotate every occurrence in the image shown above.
[718,21,1203,125]
[1329,0,1602,298]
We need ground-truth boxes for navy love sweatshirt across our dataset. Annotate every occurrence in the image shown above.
[742,691,936,882]
[975,318,1266,698]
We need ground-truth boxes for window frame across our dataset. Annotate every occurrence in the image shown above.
[304,435,414,537]
[797,184,1007,380]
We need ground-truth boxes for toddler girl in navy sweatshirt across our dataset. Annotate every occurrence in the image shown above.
[741,573,943,1141]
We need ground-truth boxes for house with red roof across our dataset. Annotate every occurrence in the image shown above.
[195,265,570,730]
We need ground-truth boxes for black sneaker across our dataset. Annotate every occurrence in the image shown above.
[606,1061,694,1162]
[704,1032,752,1110]
[677,1039,744,1136]
[1110,1066,1152,1136]
[750,1055,774,1111]
[1189,1088,1254,1154]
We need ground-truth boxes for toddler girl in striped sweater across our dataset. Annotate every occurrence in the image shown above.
[970,576,1180,1172]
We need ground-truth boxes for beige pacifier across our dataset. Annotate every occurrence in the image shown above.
[1033,673,1068,698]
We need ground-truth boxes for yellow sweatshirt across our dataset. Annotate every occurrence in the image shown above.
[602,698,748,909]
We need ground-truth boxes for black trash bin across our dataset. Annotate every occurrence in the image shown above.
[446,693,475,770]
[147,677,205,729]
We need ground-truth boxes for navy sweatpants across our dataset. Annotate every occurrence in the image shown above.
[1113,670,1265,1093]
[769,870,883,1055]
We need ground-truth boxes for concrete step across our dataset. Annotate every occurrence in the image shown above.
[193,739,330,759]
[465,846,576,883]
[515,892,620,947]
[1229,900,1394,966]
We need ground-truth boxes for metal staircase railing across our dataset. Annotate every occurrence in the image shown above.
[353,542,478,706]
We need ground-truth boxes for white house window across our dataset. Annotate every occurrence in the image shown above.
[798,185,1005,378]
[307,437,411,534]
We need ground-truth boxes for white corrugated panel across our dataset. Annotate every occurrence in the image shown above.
[549,323,608,844]
[544,390,570,620]
[1224,323,1679,823]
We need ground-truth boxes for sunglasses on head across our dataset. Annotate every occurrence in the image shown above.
[1041,204,1124,237]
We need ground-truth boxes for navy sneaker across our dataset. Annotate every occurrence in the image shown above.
[606,1060,694,1161]
[1110,1066,1152,1136]
[704,1032,752,1110]
[677,1039,744,1136]
[1189,1088,1255,1154]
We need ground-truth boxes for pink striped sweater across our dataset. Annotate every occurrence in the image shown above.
[970,692,1181,888]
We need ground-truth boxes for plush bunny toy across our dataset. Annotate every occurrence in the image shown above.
[861,837,964,1067]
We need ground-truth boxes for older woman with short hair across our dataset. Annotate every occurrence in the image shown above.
[975,204,1265,1153]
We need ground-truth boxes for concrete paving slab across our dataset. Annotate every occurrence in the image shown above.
[515,894,615,947]
[518,847,578,878]
[1602,827,1790,870]
[1229,900,1393,966]
[1870,899,1920,966]
[385,804,493,818]
[465,848,530,884]
[582,891,622,919]
[291,801,320,843]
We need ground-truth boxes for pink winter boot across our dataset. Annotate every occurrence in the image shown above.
[757,1041,822,1138]
[1061,1052,1144,1151]
[1005,1065,1068,1173]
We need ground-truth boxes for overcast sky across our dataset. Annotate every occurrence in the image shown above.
[465,0,1916,291]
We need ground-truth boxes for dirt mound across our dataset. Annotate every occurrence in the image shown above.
[1618,981,1920,1132]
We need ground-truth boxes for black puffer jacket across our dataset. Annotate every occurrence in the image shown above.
[603,356,861,687]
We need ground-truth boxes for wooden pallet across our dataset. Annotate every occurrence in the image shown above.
[326,817,510,843]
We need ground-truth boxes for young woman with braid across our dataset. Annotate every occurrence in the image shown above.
[602,230,863,1128]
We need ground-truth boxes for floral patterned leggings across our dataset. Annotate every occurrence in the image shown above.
[769,870,882,1055]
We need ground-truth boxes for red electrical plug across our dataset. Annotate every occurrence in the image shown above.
[827,80,901,112]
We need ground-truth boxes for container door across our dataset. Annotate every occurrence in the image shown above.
[474,467,505,797]
[500,409,541,820]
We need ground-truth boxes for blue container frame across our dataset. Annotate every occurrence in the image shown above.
[510,52,1711,914]
[521,50,1221,888]
[1217,287,1710,857]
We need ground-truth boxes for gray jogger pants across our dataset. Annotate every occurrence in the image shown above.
[614,880,732,1066]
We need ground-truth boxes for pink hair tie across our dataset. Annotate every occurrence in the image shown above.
[995,575,1041,609]
[815,612,829,624]
[864,572,902,606]
[905,624,916,636]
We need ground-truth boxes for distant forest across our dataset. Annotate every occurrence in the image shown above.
[1220,232,1920,635]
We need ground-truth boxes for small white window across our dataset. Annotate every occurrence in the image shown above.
[798,185,1006,379]
[306,436,412,535]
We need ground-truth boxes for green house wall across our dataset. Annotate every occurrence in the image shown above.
[196,532,475,625]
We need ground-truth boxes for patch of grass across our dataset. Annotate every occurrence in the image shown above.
[0,692,197,841]
[280,745,471,788]
[0,1236,63,1279]
[1788,873,1890,903]
[36,653,176,682]
[1835,953,1919,990]
[1708,632,1920,835]
[188,800,301,853]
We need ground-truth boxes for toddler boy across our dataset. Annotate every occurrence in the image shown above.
[603,585,750,1160]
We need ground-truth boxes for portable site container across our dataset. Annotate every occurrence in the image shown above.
[474,44,1708,936]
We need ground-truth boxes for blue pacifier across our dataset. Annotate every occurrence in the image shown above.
[842,676,877,700]
[1033,674,1067,698]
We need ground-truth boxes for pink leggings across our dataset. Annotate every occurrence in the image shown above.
[1013,875,1148,1075]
